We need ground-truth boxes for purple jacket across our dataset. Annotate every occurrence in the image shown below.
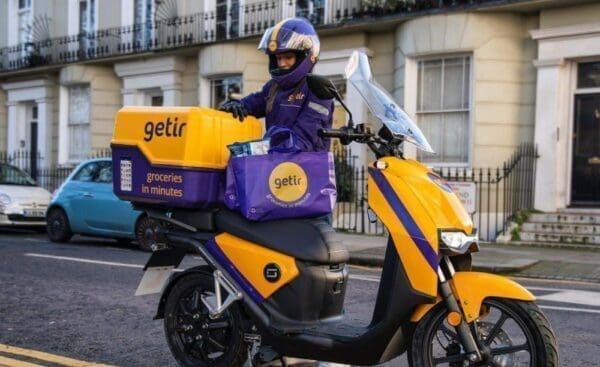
[240,80,333,152]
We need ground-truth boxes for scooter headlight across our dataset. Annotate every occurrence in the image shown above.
[439,230,479,255]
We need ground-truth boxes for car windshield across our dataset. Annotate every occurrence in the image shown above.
[0,164,37,186]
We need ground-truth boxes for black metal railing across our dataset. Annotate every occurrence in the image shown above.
[1,0,508,73]
[434,144,538,240]
[332,144,538,240]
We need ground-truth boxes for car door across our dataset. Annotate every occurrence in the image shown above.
[70,161,138,236]
[86,161,139,236]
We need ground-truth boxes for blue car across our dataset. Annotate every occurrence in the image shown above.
[46,158,156,250]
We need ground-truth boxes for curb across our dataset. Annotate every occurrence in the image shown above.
[348,254,384,268]
[348,255,539,274]
[489,240,600,252]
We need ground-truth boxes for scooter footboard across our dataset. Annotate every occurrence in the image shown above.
[410,271,535,323]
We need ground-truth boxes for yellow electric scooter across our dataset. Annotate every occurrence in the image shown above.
[128,51,558,366]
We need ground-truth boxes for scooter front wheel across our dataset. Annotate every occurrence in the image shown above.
[409,298,558,367]
[163,271,247,367]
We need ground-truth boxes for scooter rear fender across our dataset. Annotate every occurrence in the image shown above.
[410,271,535,323]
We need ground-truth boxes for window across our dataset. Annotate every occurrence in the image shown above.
[143,88,163,106]
[68,85,91,162]
[73,161,111,183]
[18,0,32,46]
[578,61,600,89]
[79,0,96,53]
[216,0,239,40]
[296,0,325,25]
[416,55,471,165]
[210,76,242,108]
[134,0,155,48]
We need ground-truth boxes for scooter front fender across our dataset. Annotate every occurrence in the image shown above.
[410,271,535,323]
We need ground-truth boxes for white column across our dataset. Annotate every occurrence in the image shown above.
[58,86,69,165]
[36,98,52,168]
[533,59,565,212]
[6,102,19,153]
[122,89,144,106]
[162,84,182,106]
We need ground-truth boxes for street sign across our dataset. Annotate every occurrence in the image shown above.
[447,181,477,214]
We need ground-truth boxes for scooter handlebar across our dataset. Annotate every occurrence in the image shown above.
[318,126,372,144]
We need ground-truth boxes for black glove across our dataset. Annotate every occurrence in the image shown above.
[220,100,248,122]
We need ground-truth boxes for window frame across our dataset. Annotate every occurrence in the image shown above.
[67,84,91,163]
[415,53,473,168]
[210,75,243,109]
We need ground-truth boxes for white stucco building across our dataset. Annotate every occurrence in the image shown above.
[0,0,599,216]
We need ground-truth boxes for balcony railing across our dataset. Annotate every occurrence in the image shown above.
[0,0,509,73]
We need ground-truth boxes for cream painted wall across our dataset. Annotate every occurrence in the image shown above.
[60,65,122,155]
[182,56,199,106]
[0,0,6,47]
[367,32,395,93]
[182,0,204,15]
[321,33,368,52]
[198,41,269,107]
[98,0,122,29]
[52,0,69,38]
[540,3,600,29]
[396,13,538,168]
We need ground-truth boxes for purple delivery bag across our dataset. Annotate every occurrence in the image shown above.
[224,152,337,221]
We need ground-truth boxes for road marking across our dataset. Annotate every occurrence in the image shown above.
[24,253,143,269]
[537,290,600,307]
[23,238,46,243]
[0,343,116,366]
[540,305,600,315]
[0,354,43,367]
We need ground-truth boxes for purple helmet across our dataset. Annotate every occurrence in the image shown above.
[258,17,320,89]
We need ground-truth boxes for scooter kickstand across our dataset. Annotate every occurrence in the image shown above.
[243,333,261,367]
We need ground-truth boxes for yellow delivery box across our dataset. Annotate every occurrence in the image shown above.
[111,106,263,208]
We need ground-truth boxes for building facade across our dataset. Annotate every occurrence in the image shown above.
[0,0,599,213]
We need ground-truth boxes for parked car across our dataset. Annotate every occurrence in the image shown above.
[46,158,156,250]
[0,163,51,228]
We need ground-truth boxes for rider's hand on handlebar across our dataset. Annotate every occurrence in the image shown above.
[220,100,248,122]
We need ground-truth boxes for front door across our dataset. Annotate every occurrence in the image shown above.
[571,93,600,206]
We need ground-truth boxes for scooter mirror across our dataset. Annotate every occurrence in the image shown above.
[307,74,355,128]
[307,74,339,100]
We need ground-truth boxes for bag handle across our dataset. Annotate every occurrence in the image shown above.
[266,126,302,153]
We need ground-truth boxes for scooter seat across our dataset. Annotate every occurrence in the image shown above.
[214,209,349,264]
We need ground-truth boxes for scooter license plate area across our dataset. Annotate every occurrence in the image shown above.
[135,248,186,296]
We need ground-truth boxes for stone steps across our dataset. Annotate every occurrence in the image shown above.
[519,232,600,245]
[529,213,600,225]
[521,222,600,235]
[518,212,600,246]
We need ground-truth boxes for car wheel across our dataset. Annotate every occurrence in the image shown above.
[46,208,73,243]
[135,216,158,251]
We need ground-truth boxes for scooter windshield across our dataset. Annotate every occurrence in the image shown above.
[345,51,434,153]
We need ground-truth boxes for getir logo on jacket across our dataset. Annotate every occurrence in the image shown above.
[268,162,308,203]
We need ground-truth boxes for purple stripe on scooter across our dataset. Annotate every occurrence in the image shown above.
[204,239,265,304]
[369,167,439,271]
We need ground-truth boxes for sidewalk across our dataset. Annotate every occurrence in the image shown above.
[337,232,600,283]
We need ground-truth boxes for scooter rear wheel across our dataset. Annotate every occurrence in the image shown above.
[164,271,247,367]
[409,298,558,367]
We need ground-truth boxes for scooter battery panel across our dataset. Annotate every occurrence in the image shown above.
[111,107,263,208]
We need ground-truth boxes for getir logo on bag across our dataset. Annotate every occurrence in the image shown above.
[268,162,308,203]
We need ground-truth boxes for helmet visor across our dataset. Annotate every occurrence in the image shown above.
[258,25,319,55]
